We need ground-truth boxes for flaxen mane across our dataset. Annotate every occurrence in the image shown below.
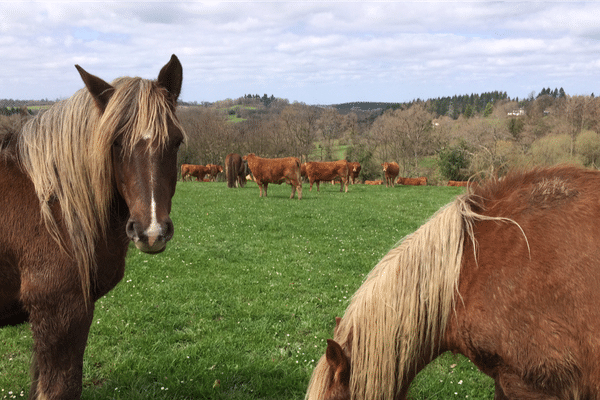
[306,185,523,400]
[15,76,183,300]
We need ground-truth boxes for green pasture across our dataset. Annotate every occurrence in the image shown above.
[0,182,493,399]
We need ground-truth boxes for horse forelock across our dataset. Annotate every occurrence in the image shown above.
[101,77,183,155]
[17,75,183,301]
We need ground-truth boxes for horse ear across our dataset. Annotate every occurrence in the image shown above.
[157,54,182,102]
[326,339,351,383]
[326,339,349,369]
[75,65,115,113]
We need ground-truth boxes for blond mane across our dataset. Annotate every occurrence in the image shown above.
[17,76,183,301]
[307,193,490,400]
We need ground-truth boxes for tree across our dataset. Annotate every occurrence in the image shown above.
[507,118,525,141]
[317,108,344,161]
[438,141,471,181]
[371,103,437,174]
[575,129,600,168]
[483,102,493,117]
[279,103,319,161]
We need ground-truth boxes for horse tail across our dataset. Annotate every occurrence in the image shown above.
[225,155,234,188]
[308,195,479,400]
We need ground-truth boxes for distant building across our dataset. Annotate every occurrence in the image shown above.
[508,108,525,116]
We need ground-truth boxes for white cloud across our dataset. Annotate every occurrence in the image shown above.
[2,2,600,103]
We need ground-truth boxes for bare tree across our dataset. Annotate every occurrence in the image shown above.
[279,103,319,161]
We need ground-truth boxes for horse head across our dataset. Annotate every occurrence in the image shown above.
[76,55,184,253]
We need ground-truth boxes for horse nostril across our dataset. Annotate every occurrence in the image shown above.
[163,218,174,242]
[126,219,138,241]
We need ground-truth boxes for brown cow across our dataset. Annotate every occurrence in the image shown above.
[181,163,210,181]
[300,162,307,180]
[364,180,383,185]
[225,153,247,188]
[447,180,469,187]
[348,161,361,184]
[206,164,223,181]
[381,162,400,187]
[397,176,427,186]
[243,153,302,199]
[303,160,349,193]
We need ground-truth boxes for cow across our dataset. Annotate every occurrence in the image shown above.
[243,153,302,199]
[225,153,247,188]
[447,180,469,187]
[301,162,307,180]
[206,163,223,181]
[181,163,210,182]
[348,161,361,184]
[381,161,400,187]
[364,180,383,185]
[397,176,427,186]
[303,160,350,193]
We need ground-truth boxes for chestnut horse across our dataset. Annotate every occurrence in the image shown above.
[225,153,247,188]
[0,55,184,399]
[307,165,600,400]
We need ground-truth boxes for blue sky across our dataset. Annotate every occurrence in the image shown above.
[2,1,600,104]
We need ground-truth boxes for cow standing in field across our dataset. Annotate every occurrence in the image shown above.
[206,164,223,181]
[382,161,400,187]
[243,153,303,199]
[181,163,210,181]
[303,160,350,193]
[397,176,427,186]
[348,161,361,184]
[225,153,247,188]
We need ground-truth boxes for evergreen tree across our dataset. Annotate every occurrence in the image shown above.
[483,102,493,117]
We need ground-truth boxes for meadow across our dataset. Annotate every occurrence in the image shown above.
[0,181,494,399]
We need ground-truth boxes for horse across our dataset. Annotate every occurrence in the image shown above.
[225,153,247,188]
[307,165,600,400]
[0,55,184,400]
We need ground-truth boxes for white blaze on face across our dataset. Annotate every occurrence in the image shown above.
[143,134,161,246]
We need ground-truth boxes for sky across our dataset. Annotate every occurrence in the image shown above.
[2,1,600,105]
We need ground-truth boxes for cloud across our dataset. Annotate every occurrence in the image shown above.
[2,2,600,103]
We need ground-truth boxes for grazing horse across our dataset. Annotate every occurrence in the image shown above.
[307,165,600,400]
[0,55,184,400]
[225,153,247,188]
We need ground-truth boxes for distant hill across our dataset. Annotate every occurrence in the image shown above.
[331,101,403,113]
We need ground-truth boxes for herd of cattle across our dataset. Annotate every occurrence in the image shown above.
[180,154,469,199]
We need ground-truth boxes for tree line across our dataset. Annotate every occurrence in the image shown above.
[2,86,600,184]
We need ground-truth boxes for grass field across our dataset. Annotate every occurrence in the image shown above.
[0,181,494,399]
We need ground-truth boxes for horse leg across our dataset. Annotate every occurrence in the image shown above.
[27,296,94,400]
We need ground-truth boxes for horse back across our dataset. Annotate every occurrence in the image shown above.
[447,166,600,396]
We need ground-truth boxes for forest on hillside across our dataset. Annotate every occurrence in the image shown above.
[2,87,599,184]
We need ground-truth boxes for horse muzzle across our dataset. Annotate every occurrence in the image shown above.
[126,216,174,253]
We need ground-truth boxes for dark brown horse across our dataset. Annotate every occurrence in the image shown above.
[307,165,600,400]
[0,55,184,399]
[225,153,247,188]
